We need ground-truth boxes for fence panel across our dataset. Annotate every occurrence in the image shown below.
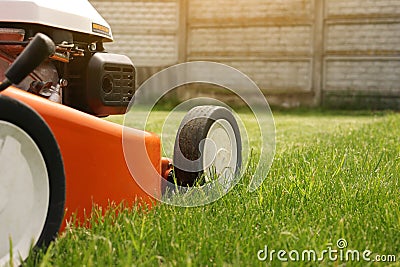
[323,0,400,108]
[90,0,400,108]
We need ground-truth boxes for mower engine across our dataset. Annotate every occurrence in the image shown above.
[0,4,135,116]
[61,42,135,116]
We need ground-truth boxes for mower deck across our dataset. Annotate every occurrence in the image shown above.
[2,87,162,229]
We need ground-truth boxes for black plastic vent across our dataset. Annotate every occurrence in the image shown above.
[102,64,135,104]
[86,53,136,116]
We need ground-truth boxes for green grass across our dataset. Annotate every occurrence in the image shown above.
[26,110,399,266]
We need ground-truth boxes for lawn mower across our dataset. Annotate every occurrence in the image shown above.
[0,0,242,265]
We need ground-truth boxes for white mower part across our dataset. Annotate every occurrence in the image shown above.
[203,119,238,186]
[0,121,49,267]
[0,0,113,41]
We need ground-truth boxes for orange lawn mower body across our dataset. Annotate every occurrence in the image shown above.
[2,87,165,230]
[0,2,242,265]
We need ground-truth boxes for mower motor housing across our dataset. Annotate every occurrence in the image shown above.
[64,52,135,116]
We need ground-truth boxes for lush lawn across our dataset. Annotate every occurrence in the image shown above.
[26,110,399,266]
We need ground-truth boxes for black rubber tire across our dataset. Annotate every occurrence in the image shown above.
[173,105,242,186]
[0,96,65,257]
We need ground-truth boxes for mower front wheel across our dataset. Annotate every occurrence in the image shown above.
[173,105,242,187]
[0,95,65,266]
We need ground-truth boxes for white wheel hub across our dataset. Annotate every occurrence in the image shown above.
[0,121,49,266]
[203,119,238,187]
